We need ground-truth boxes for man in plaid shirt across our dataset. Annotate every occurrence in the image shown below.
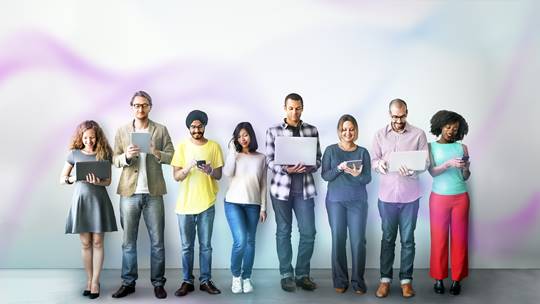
[265,93,322,292]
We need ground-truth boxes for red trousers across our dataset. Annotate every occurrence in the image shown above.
[429,192,469,281]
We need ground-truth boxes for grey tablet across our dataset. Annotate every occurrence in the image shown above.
[345,159,363,169]
[130,132,151,153]
[274,136,317,166]
[75,161,111,181]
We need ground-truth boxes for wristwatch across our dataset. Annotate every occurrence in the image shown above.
[65,176,73,184]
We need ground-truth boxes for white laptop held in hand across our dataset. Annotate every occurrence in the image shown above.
[388,150,428,172]
[274,136,317,166]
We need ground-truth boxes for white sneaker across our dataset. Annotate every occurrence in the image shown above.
[242,278,254,293]
[231,276,242,294]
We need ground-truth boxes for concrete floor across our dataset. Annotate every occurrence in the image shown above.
[1,268,539,304]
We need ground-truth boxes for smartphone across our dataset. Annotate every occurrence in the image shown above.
[196,160,206,167]
[461,156,469,162]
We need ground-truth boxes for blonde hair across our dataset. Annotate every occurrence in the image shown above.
[337,114,359,142]
[69,120,112,161]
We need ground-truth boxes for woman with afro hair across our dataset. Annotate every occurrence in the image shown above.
[427,110,470,296]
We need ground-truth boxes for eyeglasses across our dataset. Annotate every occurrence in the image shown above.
[391,114,407,121]
[190,124,205,130]
[132,103,150,110]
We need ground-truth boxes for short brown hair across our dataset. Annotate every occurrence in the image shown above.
[130,90,153,106]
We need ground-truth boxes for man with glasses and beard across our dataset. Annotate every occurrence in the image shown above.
[371,99,428,299]
[112,91,174,299]
[171,110,224,297]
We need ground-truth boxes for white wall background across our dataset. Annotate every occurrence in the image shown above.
[1,0,539,269]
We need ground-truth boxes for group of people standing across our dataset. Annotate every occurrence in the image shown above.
[60,91,471,300]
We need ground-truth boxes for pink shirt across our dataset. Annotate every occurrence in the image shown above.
[371,123,428,203]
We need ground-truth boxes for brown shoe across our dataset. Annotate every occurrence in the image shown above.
[335,287,347,293]
[200,280,221,294]
[174,282,194,297]
[401,283,415,298]
[375,282,390,298]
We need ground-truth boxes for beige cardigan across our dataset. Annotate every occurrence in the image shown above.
[113,119,174,196]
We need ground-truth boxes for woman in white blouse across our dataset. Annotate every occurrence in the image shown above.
[223,122,267,294]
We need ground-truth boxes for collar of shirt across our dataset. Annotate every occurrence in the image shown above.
[281,118,303,129]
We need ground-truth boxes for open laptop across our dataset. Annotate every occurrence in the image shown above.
[274,136,318,166]
[75,161,111,181]
[388,150,428,172]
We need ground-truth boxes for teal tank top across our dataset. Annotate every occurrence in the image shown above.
[430,141,467,195]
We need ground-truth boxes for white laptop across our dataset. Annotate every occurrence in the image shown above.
[274,136,317,166]
[388,150,428,172]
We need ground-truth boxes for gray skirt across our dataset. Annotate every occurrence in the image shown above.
[65,182,118,234]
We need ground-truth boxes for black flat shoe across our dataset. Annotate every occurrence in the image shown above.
[449,281,461,295]
[82,290,91,296]
[89,283,100,299]
[434,280,445,294]
[89,292,100,299]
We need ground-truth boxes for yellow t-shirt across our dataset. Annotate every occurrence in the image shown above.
[171,139,224,214]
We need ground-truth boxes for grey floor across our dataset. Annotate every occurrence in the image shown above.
[1,268,538,304]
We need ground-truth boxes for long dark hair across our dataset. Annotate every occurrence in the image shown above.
[231,122,258,152]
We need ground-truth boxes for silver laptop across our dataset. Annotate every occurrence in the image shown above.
[388,150,428,172]
[274,136,317,166]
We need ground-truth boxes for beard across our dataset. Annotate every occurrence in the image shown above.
[191,131,204,139]
[392,122,405,131]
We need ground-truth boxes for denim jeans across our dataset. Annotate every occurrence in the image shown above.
[326,199,368,292]
[378,199,419,281]
[119,194,166,287]
[271,195,316,279]
[224,201,260,279]
[177,205,215,284]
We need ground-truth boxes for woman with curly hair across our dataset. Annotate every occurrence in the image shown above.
[427,110,470,296]
[59,120,118,299]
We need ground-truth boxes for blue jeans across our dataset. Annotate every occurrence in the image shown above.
[326,199,368,292]
[378,199,419,281]
[177,205,215,284]
[271,195,316,279]
[119,194,166,287]
[224,201,261,279]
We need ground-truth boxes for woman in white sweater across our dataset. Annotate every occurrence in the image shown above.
[223,122,267,294]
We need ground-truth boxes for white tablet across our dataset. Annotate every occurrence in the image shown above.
[130,132,151,153]
[388,150,427,172]
[274,136,317,166]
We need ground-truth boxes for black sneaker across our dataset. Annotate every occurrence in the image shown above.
[296,277,317,291]
[280,277,296,292]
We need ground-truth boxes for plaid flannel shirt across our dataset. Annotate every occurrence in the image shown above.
[265,120,322,201]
